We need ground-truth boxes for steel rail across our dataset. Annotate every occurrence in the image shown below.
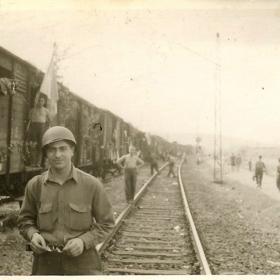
[178,157,212,275]
[97,162,168,254]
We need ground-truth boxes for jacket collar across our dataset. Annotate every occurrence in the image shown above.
[43,165,78,184]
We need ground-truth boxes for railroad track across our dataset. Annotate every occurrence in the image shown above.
[99,158,212,275]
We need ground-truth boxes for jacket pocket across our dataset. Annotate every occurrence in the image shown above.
[38,203,54,231]
[68,203,92,231]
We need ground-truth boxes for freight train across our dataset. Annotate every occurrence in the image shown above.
[0,46,191,197]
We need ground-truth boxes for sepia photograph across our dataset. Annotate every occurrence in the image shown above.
[0,0,280,276]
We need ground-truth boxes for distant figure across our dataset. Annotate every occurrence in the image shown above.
[196,153,201,165]
[230,153,236,172]
[137,149,144,160]
[276,158,280,192]
[183,153,187,163]
[28,95,50,166]
[248,159,252,171]
[117,146,145,203]
[149,152,159,176]
[167,154,176,178]
[254,155,266,188]
[236,155,242,171]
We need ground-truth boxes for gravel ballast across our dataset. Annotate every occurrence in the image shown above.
[181,160,280,274]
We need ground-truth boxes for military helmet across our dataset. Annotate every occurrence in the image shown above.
[42,126,76,148]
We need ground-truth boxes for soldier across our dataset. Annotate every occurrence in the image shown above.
[167,154,176,178]
[230,153,236,172]
[236,154,242,171]
[18,126,114,275]
[149,152,160,176]
[254,155,266,188]
[117,146,144,203]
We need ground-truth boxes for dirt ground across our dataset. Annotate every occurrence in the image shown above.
[182,159,280,274]
[0,164,156,275]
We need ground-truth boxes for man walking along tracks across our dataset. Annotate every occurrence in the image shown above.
[149,152,160,176]
[254,155,266,188]
[18,126,115,275]
[167,154,176,178]
[117,146,144,204]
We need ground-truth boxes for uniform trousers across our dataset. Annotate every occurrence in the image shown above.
[124,168,137,202]
[29,122,46,148]
[167,163,176,177]
[150,162,159,175]
[255,171,263,187]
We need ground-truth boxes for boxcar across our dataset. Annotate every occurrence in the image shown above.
[0,46,184,196]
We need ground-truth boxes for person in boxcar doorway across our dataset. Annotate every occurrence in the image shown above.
[27,94,50,167]
[117,145,144,204]
[18,126,114,275]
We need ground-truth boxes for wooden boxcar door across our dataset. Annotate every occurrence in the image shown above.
[11,62,29,173]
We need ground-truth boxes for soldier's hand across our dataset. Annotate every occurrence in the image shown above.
[30,232,47,254]
[63,238,84,257]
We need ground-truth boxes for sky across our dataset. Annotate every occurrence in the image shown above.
[1,0,280,147]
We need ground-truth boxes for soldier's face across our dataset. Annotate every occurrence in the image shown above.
[46,140,74,171]
[129,147,136,155]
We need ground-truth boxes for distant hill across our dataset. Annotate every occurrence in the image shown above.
[159,132,276,154]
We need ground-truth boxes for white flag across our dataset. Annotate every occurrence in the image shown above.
[39,44,58,118]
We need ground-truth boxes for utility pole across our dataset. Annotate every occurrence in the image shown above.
[213,32,223,184]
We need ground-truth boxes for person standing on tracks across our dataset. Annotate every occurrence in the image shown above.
[149,151,160,176]
[117,145,144,204]
[254,155,266,188]
[18,126,115,275]
[27,95,51,167]
[167,154,176,178]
